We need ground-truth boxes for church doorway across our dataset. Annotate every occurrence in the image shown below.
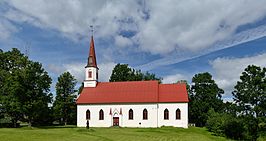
[113,117,119,126]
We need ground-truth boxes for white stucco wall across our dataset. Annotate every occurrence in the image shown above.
[157,103,188,128]
[84,67,98,87]
[77,103,188,128]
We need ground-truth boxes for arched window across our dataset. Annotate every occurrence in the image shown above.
[88,71,92,78]
[164,109,169,120]
[99,109,104,120]
[176,109,181,120]
[129,109,133,120]
[86,110,90,120]
[143,109,148,120]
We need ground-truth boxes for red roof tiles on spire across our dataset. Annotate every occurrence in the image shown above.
[86,36,97,68]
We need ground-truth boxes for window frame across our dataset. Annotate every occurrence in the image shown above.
[86,109,90,120]
[164,109,169,120]
[129,109,133,120]
[99,109,104,120]
[88,71,92,78]
[176,109,181,120]
[143,109,148,120]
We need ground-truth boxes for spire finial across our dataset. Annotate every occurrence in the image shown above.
[90,25,94,36]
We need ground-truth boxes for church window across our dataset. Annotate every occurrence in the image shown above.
[86,110,90,120]
[143,109,148,120]
[99,109,104,120]
[176,109,181,120]
[88,71,92,78]
[129,109,133,120]
[164,109,169,120]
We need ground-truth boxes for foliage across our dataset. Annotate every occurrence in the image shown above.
[206,65,266,140]
[206,109,245,140]
[0,48,52,127]
[232,65,266,140]
[189,72,224,127]
[109,63,162,83]
[78,82,84,94]
[53,72,77,125]
[233,65,266,117]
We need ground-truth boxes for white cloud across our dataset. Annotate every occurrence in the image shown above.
[136,0,266,54]
[47,61,116,84]
[4,0,266,55]
[114,35,133,48]
[210,53,266,96]
[64,63,84,83]
[162,73,190,84]
[0,18,18,41]
[98,62,116,82]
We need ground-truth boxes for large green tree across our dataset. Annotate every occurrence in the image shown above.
[109,63,162,82]
[21,61,52,126]
[53,72,77,125]
[0,48,52,127]
[232,65,266,140]
[0,48,29,127]
[233,65,266,117]
[189,72,224,127]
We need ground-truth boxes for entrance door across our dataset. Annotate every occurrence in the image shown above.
[113,117,119,126]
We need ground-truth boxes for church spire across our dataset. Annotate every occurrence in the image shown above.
[84,33,99,88]
[86,36,97,68]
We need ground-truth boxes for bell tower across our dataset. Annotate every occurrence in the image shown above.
[84,35,98,87]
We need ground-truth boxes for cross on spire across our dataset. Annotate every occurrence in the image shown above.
[90,25,94,36]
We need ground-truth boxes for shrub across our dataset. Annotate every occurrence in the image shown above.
[224,118,244,140]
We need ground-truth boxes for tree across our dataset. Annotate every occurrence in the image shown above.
[233,65,266,117]
[189,72,224,127]
[109,64,135,82]
[232,65,266,140]
[109,63,162,82]
[0,48,27,127]
[0,48,52,127]
[53,72,77,125]
[21,61,52,127]
[78,82,84,95]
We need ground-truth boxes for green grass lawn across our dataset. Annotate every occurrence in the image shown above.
[0,126,234,141]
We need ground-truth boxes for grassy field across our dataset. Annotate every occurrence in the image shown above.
[0,126,234,141]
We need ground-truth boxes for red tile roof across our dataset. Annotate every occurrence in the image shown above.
[76,81,189,104]
[86,36,97,68]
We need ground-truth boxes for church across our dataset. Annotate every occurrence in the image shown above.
[76,36,189,128]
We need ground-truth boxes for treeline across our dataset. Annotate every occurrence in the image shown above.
[188,67,266,140]
[0,48,77,127]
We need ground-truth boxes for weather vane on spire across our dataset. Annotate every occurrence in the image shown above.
[90,25,94,36]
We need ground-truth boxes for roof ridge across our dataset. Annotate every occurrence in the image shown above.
[98,80,159,84]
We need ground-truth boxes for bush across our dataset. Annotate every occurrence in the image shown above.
[206,109,226,136]
[206,110,259,140]
[224,118,244,140]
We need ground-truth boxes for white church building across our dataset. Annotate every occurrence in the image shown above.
[76,36,189,128]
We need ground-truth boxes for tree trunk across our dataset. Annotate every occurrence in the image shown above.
[28,118,32,127]
[13,120,17,128]
[64,118,67,126]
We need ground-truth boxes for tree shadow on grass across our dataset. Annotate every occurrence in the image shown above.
[19,124,78,130]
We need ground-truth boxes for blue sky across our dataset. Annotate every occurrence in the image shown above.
[1,0,266,101]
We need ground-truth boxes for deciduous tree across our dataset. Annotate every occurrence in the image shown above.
[189,72,224,127]
[109,63,162,82]
[53,72,77,125]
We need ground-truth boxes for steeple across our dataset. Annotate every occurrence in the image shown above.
[84,34,99,88]
[86,36,97,68]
